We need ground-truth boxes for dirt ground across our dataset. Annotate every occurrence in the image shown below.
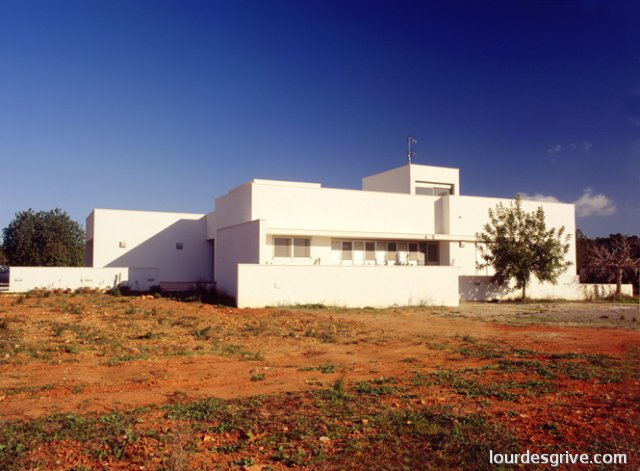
[0,292,638,470]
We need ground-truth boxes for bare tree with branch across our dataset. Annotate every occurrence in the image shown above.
[585,236,640,298]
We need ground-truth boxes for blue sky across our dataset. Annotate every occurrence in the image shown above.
[1,0,638,237]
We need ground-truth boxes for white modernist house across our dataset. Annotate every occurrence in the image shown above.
[81,162,630,307]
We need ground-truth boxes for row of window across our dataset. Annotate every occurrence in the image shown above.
[414,181,454,197]
[340,240,439,264]
[273,237,439,265]
[274,237,311,258]
[415,186,452,196]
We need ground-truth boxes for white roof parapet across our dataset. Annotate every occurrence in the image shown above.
[251,179,322,189]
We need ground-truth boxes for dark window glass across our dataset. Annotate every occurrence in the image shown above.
[274,238,291,257]
[342,241,353,261]
[293,238,310,258]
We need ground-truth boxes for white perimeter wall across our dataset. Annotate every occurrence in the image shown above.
[459,275,633,301]
[8,267,129,292]
[215,219,263,298]
[9,267,162,293]
[237,264,460,308]
[89,209,212,283]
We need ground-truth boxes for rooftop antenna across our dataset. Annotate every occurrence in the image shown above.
[407,135,417,164]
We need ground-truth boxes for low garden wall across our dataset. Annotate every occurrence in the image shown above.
[237,264,460,307]
[7,267,159,293]
[459,275,633,301]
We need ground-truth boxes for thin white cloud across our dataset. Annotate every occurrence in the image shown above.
[546,141,592,154]
[574,188,616,217]
[519,188,616,218]
[519,192,560,203]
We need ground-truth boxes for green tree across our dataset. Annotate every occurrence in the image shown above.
[2,209,85,266]
[476,195,572,300]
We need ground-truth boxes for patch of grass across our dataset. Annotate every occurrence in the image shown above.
[0,385,524,471]
[65,304,84,315]
[304,328,338,343]
[401,357,420,363]
[415,369,556,401]
[497,352,629,384]
[425,341,448,350]
[1,384,55,396]
[333,375,346,396]
[497,359,557,378]
[51,323,66,337]
[135,331,156,340]
[459,333,477,343]
[62,343,81,354]
[167,398,222,421]
[318,363,337,373]
[250,373,265,382]
[300,362,338,374]
[211,341,263,361]
[300,318,350,344]
[232,457,255,467]
[106,352,148,366]
[0,410,139,469]
[455,342,506,359]
[355,376,403,396]
[193,326,212,340]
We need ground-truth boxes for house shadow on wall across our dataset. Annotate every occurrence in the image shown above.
[458,275,511,302]
[103,218,214,291]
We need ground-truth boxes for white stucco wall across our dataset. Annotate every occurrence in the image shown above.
[214,219,263,298]
[448,242,487,276]
[8,267,161,292]
[434,198,447,234]
[445,195,577,272]
[362,164,460,196]
[362,165,412,194]
[205,211,216,240]
[8,267,130,292]
[409,164,460,195]
[211,183,253,233]
[89,209,213,283]
[237,264,460,307]
[86,212,94,240]
[250,183,439,237]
